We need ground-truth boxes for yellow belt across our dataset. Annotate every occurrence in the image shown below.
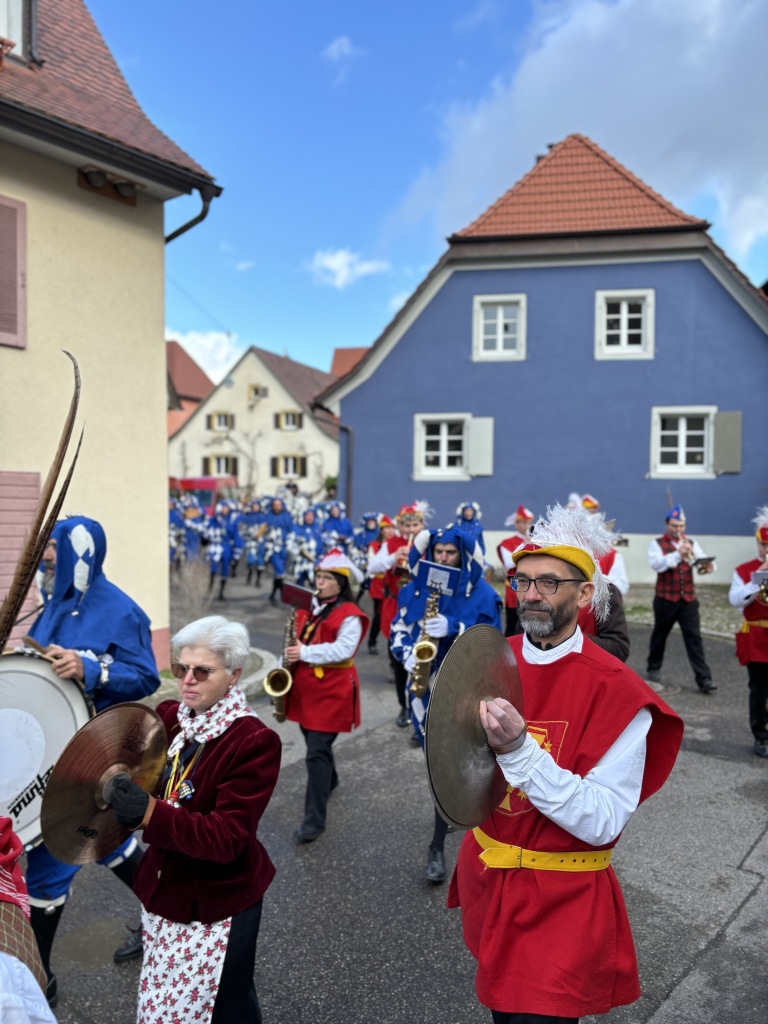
[313,659,353,678]
[472,827,613,872]
[741,620,768,631]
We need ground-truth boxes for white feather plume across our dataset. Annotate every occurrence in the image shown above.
[752,506,768,531]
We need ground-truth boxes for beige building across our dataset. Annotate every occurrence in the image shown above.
[168,347,339,498]
[0,0,220,663]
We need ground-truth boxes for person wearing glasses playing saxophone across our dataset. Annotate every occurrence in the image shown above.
[390,524,501,883]
[729,506,768,758]
[282,549,369,843]
[645,504,716,693]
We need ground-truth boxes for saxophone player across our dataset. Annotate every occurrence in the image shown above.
[390,525,501,883]
[282,549,369,843]
[729,506,768,757]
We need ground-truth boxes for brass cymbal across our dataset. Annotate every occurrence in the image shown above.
[425,625,523,830]
[41,702,166,865]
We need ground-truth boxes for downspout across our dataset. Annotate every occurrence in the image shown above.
[165,181,222,244]
[311,402,353,518]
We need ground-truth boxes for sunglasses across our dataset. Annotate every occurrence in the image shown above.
[170,662,222,682]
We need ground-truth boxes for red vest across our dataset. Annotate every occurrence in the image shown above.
[448,636,683,1017]
[380,535,411,638]
[497,534,527,609]
[734,559,768,664]
[367,540,385,600]
[654,533,696,602]
[285,602,369,732]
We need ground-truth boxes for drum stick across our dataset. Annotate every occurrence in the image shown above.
[21,636,52,657]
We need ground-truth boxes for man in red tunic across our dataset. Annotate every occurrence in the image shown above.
[497,505,534,637]
[284,549,369,842]
[728,506,768,758]
[448,504,683,1023]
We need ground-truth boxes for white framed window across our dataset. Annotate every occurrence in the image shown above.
[472,294,527,361]
[650,406,716,478]
[595,289,654,359]
[274,410,303,430]
[205,411,234,431]
[413,414,494,481]
[271,454,308,479]
[0,1,25,54]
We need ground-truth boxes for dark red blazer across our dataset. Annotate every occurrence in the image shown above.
[133,700,281,925]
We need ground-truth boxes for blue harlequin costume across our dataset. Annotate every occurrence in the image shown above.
[264,499,295,603]
[168,500,185,566]
[454,501,486,553]
[204,503,244,598]
[320,503,355,553]
[180,495,206,558]
[352,512,382,594]
[289,509,324,588]
[240,500,268,585]
[25,516,161,992]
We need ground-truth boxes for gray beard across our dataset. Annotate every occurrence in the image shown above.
[518,600,573,638]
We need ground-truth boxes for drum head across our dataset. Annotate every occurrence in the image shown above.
[0,654,90,847]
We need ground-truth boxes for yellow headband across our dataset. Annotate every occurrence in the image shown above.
[511,543,596,581]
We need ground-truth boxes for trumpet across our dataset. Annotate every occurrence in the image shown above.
[394,534,414,580]
[264,608,296,722]
[409,586,441,698]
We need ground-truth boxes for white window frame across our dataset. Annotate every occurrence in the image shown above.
[650,405,717,479]
[278,454,303,479]
[472,294,527,362]
[213,454,236,475]
[595,288,655,360]
[214,412,230,431]
[0,1,24,53]
[413,414,471,481]
[281,411,300,431]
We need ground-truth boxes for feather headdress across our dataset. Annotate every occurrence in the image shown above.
[511,504,612,621]
[752,506,768,543]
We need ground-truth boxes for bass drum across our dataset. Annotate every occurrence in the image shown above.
[0,652,91,848]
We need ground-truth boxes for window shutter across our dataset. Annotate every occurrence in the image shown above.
[228,413,235,429]
[713,412,742,474]
[206,414,212,430]
[274,413,281,429]
[299,457,307,477]
[202,457,211,474]
[468,417,494,476]
[297,412,304,429]
[0,195,26,349]
[231,457,239,477]
[270,457,278,477]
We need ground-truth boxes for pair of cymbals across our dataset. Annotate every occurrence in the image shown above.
[425,625,523,830]
[41,703,166,864]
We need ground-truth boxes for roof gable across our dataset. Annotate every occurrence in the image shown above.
[453,134,708,240]
[167,341,214,402]
[330,347,368,377]
[0,0,210,179]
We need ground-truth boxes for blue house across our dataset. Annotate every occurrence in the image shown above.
[317,135,768,579]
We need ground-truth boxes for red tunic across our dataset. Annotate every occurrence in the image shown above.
[379,536,410,638]
[447,636,683,1017]
[367,540,386,601]
[285,602,369,732]
[497,534,527,609]
[734,559,768,664]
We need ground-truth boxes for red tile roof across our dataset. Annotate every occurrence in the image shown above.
[0,0,211,178]
[330,347,368,377]
[167,399,200,438]
[167,341,214,402]
[454,134,708,240]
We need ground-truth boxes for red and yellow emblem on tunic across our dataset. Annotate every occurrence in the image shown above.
[495,720,569,817]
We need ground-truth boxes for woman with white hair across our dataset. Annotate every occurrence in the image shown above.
[108,615,281,1024]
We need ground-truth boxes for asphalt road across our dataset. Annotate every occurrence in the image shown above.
[44,573,768,1024]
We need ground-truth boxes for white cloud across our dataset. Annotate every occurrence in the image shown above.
[454,0,502,31]
[235,260,255,272]
[388,291,412,313]
[322,35,364,62]
[308,249,389,289]
[166,328,246,385]
[393,0,768,268]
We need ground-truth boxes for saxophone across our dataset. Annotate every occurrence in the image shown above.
[264,609,295,722]
[409,586,441,698]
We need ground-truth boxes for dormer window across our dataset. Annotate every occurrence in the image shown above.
[0,1,27,60]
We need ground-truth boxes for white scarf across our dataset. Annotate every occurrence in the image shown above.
[168,685,256,757]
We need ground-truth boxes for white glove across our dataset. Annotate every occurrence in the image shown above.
[424,613,449,638]
[404,653,416,673]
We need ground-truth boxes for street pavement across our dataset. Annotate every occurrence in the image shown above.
[45,574,767,1024]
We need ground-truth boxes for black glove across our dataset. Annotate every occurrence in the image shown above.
[109,776,149,829]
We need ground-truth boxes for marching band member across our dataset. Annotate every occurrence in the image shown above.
[283,550,369,843]
[454,501,486,553]
[390,525,501,883]
[288,507,324,588]
[580,494,630,596]
[319,501,355,554]
[204,502,242,601]
[497,505,534,637]
[25,515,161,1005]
[240,498,267,587]
[448,504,683,1023]
[365,515,396,655]
[351,511,382,599]
[263,497,294,605]
[729,506,768,757]
[367,502,432,727]
[646,505,716,692]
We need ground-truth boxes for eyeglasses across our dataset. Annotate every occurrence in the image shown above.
[507,575,584,595]
[171,662,222,682]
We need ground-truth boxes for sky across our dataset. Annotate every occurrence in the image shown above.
[87,0,768,383]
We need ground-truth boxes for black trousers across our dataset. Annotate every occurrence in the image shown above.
[747,662,768,741]
[300,728,338,830]
[369,598,382,646]
[491,1013,578,1024]
[647,597,712,686]
[389,646,408,710]
[211,901,263,1024]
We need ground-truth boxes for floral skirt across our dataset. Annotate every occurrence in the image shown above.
[137,908,232,1024]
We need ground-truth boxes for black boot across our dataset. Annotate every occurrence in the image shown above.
[255,568,262,588]
[218,577,227,601]
[208,572,215,592]
[269,578,283,605]
[30,904,64,1007]
[246,566,253,584]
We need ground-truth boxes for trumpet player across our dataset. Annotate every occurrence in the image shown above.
[646,504,716,693]
[390,525,501,883]
[282,549,369,843]
[729,506,768,757]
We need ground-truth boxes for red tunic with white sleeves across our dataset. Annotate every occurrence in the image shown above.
[497,534,528,609]
[447,636,682,1017]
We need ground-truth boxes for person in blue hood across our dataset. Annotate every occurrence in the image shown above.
[25,515,161,1005]
[390,523,501,885]
[454,501,486,553]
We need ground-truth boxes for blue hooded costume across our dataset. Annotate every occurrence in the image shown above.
[390,524,501,744]
[454,502,486,553]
